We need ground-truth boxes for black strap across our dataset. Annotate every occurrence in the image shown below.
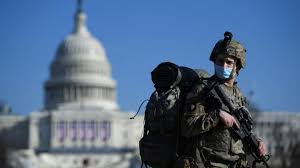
[130,99,149,119]
[140,161,149,168]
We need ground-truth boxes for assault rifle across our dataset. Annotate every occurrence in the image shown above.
[211,83,271,168]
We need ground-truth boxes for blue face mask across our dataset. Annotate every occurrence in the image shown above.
[214,64,233,79]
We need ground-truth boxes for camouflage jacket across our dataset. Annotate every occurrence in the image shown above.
[181,76,250,168]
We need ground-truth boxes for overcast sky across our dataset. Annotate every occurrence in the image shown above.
[0,0,299,115]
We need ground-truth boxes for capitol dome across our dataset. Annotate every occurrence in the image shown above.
[44,7,119,111]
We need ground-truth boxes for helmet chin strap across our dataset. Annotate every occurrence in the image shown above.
[225,66,237,86]
[229,65,237,79]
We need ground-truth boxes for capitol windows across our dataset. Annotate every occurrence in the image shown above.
[87,87,92,97]
[86,121,96,140]
[70,121,77,141]
[103,88,114,100]
[90,87,96,98]
[68,86,74,101]
[97,88,104,99]
[57,121,67,142]
[73,86,99,99]
[101,88,113,100]
[99,121,111,142]
[55,120,111,143]
[78,121,86,141]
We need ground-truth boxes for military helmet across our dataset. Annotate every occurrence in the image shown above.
[209,31,246,69]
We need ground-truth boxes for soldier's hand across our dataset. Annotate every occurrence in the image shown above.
[258,140,267,157]
[219,111,240,128]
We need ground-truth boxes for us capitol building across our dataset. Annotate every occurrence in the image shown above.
[1,2,300,168]
[0,2,143,168]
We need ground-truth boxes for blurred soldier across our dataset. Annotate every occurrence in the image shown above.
[181,32,266,168]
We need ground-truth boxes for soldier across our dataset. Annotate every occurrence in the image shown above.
[181,32,267,168]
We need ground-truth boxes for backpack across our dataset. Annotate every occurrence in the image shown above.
[139,62,208,168]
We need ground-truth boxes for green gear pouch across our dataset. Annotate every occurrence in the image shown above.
[174,156,197,168]
[234,157,249,168]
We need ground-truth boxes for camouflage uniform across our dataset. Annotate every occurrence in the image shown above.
[181,76,250,168]
[180,32,251,168]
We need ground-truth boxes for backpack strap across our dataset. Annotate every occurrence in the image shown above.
[130,99,149,120]
[140,161,149,168]
[184,77,217,105]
